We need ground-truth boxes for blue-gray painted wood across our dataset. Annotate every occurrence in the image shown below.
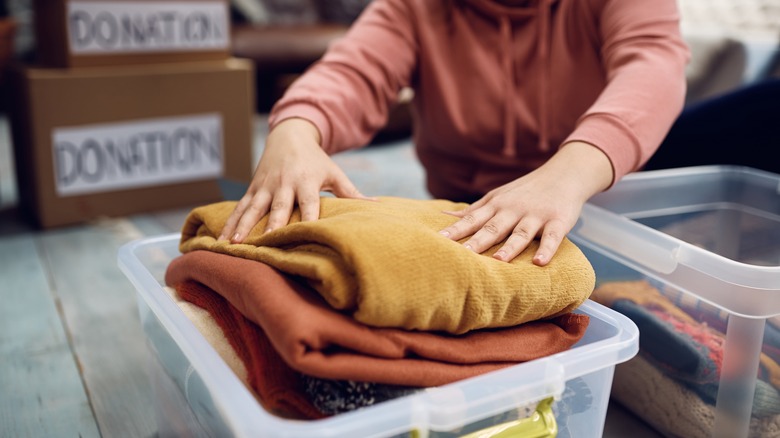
[0,233,100,438]
[36,221,158,438]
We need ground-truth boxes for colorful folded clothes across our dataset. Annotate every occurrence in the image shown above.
[593,280,780,390]
[592,279,780,429]
[660,285,780,383]
[611,300,780,418]
[165,250,590,388]
[178,197,595,334]
[612,355,780,438]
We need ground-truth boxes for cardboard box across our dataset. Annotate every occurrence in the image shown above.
[34,0,231,67]
[10,58,255,228]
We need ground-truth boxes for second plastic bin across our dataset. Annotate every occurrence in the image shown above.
[569,165,780,438]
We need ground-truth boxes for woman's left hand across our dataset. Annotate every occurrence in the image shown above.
[438,141,614,266]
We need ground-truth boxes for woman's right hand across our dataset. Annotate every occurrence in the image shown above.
[218,118,370,243]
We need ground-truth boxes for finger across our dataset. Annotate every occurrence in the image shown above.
[219,192,256,241]
[218,198,247,241]
[438,207,492,242]
[532,220,566,266]
[263,189,296,233]
[460,214,515,254]
[296,189,321,222]
[229,191,272,243]
[492,217,544,262]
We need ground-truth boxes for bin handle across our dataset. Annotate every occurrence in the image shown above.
[573,204,680,274]
[458,397,557,438]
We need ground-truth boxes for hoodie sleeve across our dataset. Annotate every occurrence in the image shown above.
[563,0,690,185]
[268,0,418,154]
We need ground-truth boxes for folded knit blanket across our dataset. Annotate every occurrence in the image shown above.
[179,197,595,334]
[593,280,780,390]
[612,300,780,418]
[612,355,780,438]
[165,251,590,388]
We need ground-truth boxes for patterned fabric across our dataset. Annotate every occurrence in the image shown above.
[612,355,780,438]
[301,375,417,415]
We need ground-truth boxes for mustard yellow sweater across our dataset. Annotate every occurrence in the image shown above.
[179,197,595,334]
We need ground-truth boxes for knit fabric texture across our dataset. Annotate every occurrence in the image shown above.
[179,197,595,334]
[165,250,590,387]
[176,281,325,419]
[612,355,780,438]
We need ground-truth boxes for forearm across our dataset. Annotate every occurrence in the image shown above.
[269,0,417,153]
[565,0,689,182]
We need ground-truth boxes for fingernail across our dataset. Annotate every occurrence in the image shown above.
[464,243,475,252]
[439,230,450,237]
[231,233,241,242]
[263,227,272,234]
[534,254,547,264]
[493,250,506,261]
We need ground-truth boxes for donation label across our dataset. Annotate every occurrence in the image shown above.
[67,1,229,54]
[52,114,224,196]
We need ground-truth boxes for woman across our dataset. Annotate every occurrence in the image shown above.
[220,0,690,265]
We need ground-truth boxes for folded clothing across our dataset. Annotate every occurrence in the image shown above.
[592,280,780,421]
[593,280,780,390]
[176,281,324,420]
[300,375,418,416]
[612,355,780,438]
[179,197,595,334]
[165,250,590,388]
[612,300,780,418]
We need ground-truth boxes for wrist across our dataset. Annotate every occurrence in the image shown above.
[550,141,614,198]
[272,117,322,146]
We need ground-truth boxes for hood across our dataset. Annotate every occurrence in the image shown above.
[456,0,556,156]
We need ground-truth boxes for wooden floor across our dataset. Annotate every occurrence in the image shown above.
[0,115,661,437]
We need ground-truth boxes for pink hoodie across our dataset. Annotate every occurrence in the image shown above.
[269,0,690,200]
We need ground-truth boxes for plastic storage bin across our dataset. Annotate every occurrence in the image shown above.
[118,233,639,438]
[569,165,780,438]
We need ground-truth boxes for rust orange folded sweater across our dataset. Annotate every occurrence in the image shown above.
[175,281,324,420]
[179,197,595,334]
[165,250,590,387]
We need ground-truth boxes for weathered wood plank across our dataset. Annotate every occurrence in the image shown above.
[0,233,100,438]
[36,219,159,438]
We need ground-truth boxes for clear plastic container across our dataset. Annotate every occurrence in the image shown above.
[569,165,780,438]
[118,233,639,438]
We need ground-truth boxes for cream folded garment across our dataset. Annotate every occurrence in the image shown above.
[612,355,780,438]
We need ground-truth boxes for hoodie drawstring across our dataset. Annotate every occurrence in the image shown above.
[536,0,551,152]
[458,0,554,156]
[500,16,516,157]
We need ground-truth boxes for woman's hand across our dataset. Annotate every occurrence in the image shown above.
[219,118,371,243]
[438,141,614,266]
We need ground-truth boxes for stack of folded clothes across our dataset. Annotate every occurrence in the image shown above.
[164,196,597,419]
[591,280,780,437]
